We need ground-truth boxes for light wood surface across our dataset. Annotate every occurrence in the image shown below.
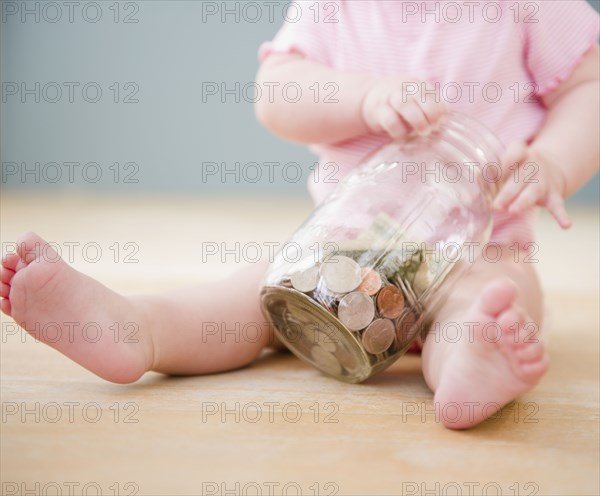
[1,192,598,496]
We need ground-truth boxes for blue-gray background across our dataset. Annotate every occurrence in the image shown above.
[1,0,599,202]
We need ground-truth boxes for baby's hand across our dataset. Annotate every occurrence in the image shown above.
[360,76,447,139]
[494,142,572,229]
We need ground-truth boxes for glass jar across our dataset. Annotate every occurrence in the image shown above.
[260,113,504,383]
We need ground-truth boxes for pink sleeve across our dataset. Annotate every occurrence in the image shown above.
[524,0,599,97]
[258,1,334,66]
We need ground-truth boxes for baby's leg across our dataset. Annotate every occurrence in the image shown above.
[0,232,274,383]
[421,247,548,429]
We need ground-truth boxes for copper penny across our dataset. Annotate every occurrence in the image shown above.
[356,267,382,296]
[337,291,375,331]
[376,285,405,319]
[362,318,395,354]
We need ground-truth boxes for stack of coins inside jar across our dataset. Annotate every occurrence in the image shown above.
[261,212,443,383]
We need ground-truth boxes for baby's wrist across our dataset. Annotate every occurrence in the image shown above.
[527,144,569,197]
[358,76,380,132]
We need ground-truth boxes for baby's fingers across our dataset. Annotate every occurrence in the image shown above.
[545,191,572,229]
[420,98,447,130]
[390,97,430,135]
[494,173,527,211]
[501,142,528,173]
[508,183,541,215]
[377,106,409,140]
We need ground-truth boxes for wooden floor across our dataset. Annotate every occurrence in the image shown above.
[1,192,598,496]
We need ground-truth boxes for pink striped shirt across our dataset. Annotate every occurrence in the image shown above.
[259,0,599,246]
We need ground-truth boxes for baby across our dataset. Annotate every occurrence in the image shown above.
[1,0,599,429]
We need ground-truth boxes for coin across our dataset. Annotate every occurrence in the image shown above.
[320,255,362,293]
[356,267,382,296]
[376,285,405,319]
[290,264,320,292]
[310,345,342,376]
[396,309,418,345]
[337,291,375,331]
[362,318,395,354]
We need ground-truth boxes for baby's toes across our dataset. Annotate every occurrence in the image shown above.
[0,298,12,316]
[1,282,10,298]
[515,335,546,363]
[512,318,542,350]
[2,253,20,272]
[499,310,548,382]
[1,266,16,286]
[521,353,549,380]
[497,307,525,347]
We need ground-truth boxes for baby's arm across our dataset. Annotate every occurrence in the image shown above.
[255,54,446,144]
[495,44,600,228]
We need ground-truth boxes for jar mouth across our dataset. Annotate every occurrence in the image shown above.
[440,112,505,160]
[357,112,504,200]
[438,113,504,199]
[393,112,505,156]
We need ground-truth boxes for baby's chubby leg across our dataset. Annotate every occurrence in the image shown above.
[0,232,274,383]
[421,246,548,429]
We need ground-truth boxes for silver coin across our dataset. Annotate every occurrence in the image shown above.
[337,291,375,331]
[362,318,395,354]
[320,255,362,293]
[290,264,320,293]
[310,345,342,376]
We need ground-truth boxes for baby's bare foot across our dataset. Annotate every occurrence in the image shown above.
[1,232,153,383]
[433,278,548,429]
